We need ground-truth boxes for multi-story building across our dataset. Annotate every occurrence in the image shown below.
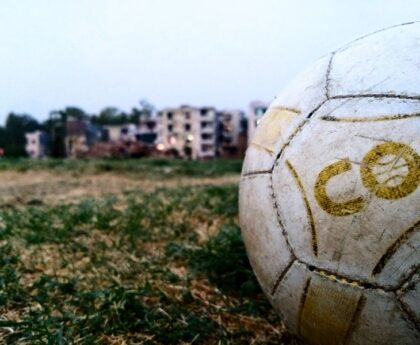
[137,117,158,145]
[25,131,49,158]
[156,105,217,159]
[103,124,137,142]
[248,101,269,142]
[216,110,245,158]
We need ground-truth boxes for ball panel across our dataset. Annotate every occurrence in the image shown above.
[250,107,301,155]
[241,145,275,175]
[374,222,420,288]
[313,98,420,122]
[271,101,419,288]
[399,272,420,322]
[272,157,317,262]
[270,54,330,116]
[298,272,364,345]
[329,22,420,98]
[272,261,309,334]
[242,107,303,175]
[239,174,293,296]
[349,290,419,345]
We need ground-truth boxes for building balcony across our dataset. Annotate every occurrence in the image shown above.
[200,126,215,134]
[200,137,215,144]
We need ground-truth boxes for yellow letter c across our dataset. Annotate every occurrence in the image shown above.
[314,159,365,216]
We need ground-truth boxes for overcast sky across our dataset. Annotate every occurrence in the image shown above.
[0,0,419,124]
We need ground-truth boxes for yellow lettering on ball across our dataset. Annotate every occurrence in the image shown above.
[315,159,365,216]
[360,142,420,200]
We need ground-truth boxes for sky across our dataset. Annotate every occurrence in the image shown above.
[0,0,419,124]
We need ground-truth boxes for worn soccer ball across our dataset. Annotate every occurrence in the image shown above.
[240,22,420,345]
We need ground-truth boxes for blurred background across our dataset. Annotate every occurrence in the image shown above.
[0,0,418,159]
[0,1,418,344]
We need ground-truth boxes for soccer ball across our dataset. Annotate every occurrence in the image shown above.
[240,22,420,345]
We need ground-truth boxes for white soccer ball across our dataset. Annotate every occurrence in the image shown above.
[240,22,420,345]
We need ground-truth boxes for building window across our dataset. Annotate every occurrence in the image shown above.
[201,133,213,140]
[167,112,173,119]
[168,124,173,132]
[201,144,214,152]
[200,108,208,116]
[185,112,190,119]
[146,122,156,130]
[185,124,191,131]
[255,107,266,116]
[201,121,211,128]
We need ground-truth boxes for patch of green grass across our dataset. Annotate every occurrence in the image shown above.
[188,224,261,297]
[0,185,238,245]
[0,170,299,344]
[0,158,243,178]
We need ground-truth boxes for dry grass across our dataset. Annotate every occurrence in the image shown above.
[0,170,239,206]
[0,159,300,344]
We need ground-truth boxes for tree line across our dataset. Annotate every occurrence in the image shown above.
[0,101,154,157]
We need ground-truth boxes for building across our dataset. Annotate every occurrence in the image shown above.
[25,131,49,158]
[103,125,124,142]
[103,124,137,143]
[137,116,158,146]
[156,105,217,159]
[216,110,245,158]
[65,118,103,157]
[248,101,269,142]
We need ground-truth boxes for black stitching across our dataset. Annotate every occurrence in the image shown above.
[396,298,420,333]
[330,94,420,101]
[271,258,296,296]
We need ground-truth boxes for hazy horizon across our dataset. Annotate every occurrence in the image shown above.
[1,0,419,125]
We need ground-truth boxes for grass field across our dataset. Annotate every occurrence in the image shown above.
[0,159,299,344]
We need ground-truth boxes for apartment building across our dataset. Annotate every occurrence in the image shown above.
[248,101,269,141]
[157,105,217,159]
[137,116,158,145]
[25,131,49,158]
[216,110,245,158]
[103,124,137,142]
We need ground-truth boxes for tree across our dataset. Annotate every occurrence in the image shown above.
[129,99,154,123]
[91,107,128,125]
[91,100,155,126]
[46,107,88,158]
[53,107,88,121]
[3,113,41,157]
